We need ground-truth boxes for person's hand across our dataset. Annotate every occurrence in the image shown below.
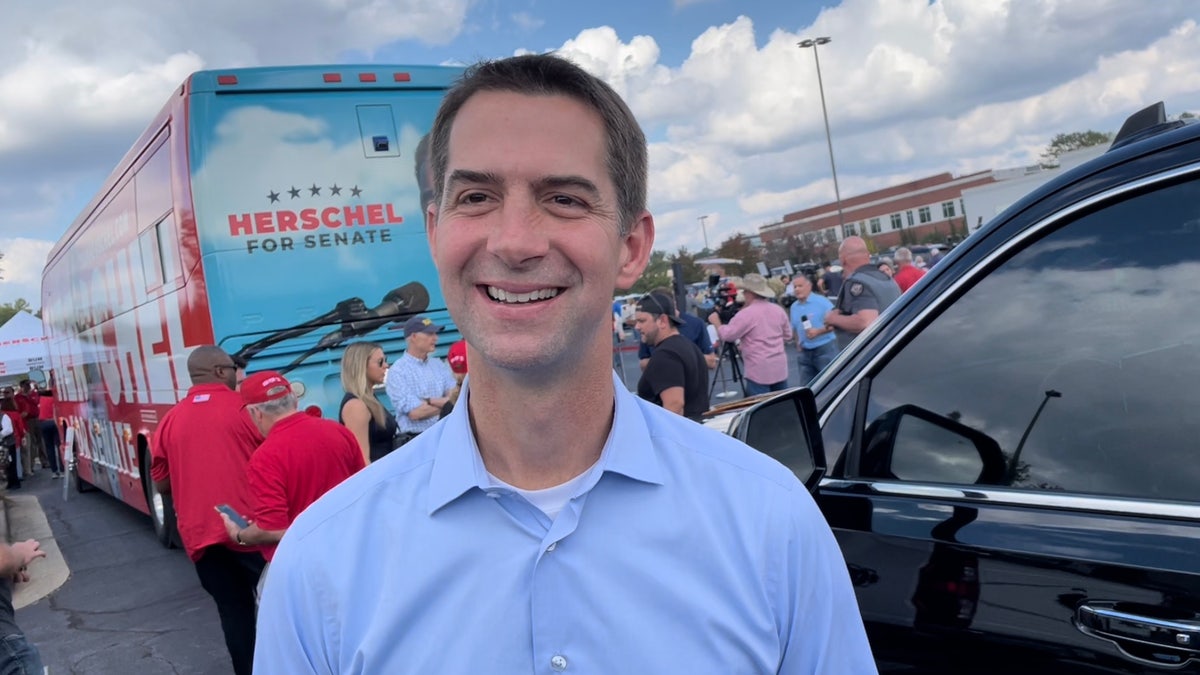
[823,309,839,327]
[707,312,721,327]
[11,539,44,568]
[218,513,251,542]
[805,327,824,340]
[11,569,30,583]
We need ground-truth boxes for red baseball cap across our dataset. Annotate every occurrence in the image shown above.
[447,340,467,375]
[240,371,293,406]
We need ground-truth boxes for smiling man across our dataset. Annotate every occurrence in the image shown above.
[254,53,875,674]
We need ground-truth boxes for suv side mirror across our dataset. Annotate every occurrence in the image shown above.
[731,388,827,491]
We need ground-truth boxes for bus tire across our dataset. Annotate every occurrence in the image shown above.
[141,444,178,549]
[73,442,95,493]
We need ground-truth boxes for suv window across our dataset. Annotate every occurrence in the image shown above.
[858,176,1200,501]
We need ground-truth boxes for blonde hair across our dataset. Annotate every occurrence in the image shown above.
[340,342,387,427]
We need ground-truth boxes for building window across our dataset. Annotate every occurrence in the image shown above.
[906,210,915,226]
[890,214,903,230]
[825,228,837,243]
[843,222,857,237]
[918,207,932,223]
[942,201,956,218]
[869,217,881,234]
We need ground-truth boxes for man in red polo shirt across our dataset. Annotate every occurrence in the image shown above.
[150,346,264,675]
[219,370,364,565]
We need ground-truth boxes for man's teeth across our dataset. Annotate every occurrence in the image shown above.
[487,287,560,304]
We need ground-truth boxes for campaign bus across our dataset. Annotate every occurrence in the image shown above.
[40,64,463,546]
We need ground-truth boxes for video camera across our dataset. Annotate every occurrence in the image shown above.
[706,274,742,323]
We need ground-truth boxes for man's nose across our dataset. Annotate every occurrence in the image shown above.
[486,197,550,267]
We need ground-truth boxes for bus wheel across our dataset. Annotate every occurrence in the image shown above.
[141,445,178,549]
[73,442,95,493]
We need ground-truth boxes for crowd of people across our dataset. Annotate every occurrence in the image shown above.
[622,238,939,405]
[145,313,467,674]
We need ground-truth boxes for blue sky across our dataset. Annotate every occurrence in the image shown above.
[2,0,1199,306]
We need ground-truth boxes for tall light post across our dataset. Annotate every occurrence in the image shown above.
[797,36,845,229]
[698,214,710,251]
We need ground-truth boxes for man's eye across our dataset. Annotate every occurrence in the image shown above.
[550,195,583,207]
[460,192,489,204]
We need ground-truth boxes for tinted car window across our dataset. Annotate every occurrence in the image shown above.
[860,176,1200,501]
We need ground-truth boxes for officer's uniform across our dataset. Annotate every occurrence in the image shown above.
[833,267,901,349]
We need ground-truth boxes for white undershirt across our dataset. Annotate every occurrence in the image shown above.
[486,467,594,520]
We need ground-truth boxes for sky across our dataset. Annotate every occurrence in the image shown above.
[2,0,1199,306]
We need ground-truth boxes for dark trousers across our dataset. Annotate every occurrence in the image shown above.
[193,545,266,675]
[39,420,61,474]
[3,443,18,489]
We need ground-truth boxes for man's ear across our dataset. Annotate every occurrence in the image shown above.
[616,211,655,290]
[425,202,440,269]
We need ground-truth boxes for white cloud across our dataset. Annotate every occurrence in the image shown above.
[3,0,1200,305]
[549,1,1200,255]
[511,11,545,32]
[0,238,54,306]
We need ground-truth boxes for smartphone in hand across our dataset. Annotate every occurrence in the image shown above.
[215,504,249,529]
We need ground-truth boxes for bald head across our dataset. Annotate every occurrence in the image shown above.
[838,236,871,274]
[187,346,237,389]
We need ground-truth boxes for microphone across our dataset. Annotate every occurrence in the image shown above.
[313,283,430,349]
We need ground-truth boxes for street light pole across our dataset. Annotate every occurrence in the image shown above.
[797,36,845,230]
[698,214,709,251]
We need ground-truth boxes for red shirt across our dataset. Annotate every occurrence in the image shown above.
[893,265,926,293]
[150,383,264,562]
[247,412,364,561]
[2,411,24,446]
[14,392,38,421]
[38,395,54,420]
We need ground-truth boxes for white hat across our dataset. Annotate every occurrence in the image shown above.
[740,273,776,299]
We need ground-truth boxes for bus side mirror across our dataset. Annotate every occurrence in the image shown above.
[732,388,826,492]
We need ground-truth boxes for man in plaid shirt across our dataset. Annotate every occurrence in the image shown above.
[385,316,458,445]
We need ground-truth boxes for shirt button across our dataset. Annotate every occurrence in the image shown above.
[550,655,568,671]
[485,491,501,499]
[546,542,557,552]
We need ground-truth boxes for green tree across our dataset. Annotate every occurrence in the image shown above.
[714,233,756,277]
[629,250,672,294]
[669,246,704,284]
[1040,130,1113,168]
[0,298,36,326]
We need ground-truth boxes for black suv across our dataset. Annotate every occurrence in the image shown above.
[721,102,1200,673]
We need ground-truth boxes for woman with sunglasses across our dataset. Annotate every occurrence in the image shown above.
[338,342,399,464]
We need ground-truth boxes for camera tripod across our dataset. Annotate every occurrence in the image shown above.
[709,340,746,399]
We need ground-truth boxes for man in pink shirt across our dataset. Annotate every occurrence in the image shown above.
[708,273,793,396]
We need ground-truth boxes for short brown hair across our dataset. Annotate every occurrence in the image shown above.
[429,53,648,235]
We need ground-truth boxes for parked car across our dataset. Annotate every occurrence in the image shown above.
[724,102,1200,673]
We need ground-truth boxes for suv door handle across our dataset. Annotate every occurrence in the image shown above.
[1077,602,1200,666]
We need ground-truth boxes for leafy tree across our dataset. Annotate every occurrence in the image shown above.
[629,250,672,294]
[714,234,756,277]
[670,246,704,285]
[0,298,36,326]
[1040,130,1113,168]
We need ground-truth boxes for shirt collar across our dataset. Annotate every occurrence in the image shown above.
[426,372,665,514]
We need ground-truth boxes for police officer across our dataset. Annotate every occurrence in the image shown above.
[825,236,901,349]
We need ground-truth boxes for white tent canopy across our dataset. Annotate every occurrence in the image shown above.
[0,311,48,377]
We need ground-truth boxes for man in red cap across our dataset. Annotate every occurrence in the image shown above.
[219,370,364,571]
[150,345,264,675]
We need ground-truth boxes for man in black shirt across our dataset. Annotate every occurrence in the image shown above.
[633,292,709,421]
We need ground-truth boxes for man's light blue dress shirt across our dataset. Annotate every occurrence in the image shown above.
[255,374,875,674]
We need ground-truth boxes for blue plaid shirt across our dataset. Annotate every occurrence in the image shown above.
[385,352,457,434]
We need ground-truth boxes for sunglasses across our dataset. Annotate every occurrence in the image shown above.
[373,358,387,367]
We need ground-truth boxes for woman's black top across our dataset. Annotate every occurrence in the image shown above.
[339,392,399,462]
